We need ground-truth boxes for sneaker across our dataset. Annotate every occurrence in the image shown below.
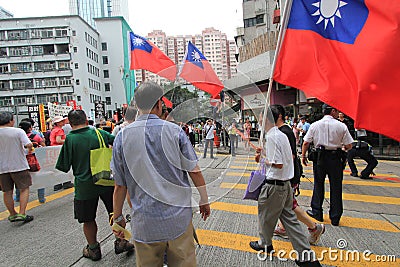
[53,184,63,191]
[350,173,359,177]
[125,214,131,223]
[114,238,135,254]
[62,181,74,189]
[273,226,288,239]
[38,197,46,204]
[308,224,325,245]
[83,243,101,261]
[13,196,19,202]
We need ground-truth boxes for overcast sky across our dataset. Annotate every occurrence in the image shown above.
[0,0,243,39]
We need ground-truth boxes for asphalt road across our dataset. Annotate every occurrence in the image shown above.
[0,141,399,266]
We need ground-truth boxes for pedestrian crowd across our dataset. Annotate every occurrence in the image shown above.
[0,81,380,266]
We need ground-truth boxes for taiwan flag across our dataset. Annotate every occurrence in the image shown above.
[129,32,176,81]
[179,41,224,97]
[273,0,400,141]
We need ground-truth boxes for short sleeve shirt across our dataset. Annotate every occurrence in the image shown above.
[111,114,198,243]
[204,124,215,139]
[304,115,354,149]
[50,126,65,146]
[0,127,31,174]
[264,127,294,181]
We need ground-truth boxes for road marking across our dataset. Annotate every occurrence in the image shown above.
[220,183,400,206]
[196,229,399,266]
[0,188,74,221]
[225,171,400,187]
[210,202,400,233]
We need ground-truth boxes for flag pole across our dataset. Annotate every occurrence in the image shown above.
[259,0,294,147]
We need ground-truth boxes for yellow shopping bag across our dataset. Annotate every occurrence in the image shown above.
[90,129,114,186]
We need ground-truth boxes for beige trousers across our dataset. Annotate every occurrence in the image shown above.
[133,222,196,267]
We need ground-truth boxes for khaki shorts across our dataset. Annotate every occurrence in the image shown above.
[0,170,32,192]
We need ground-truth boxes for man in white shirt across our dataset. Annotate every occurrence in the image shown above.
[0,111,34,223]
[203,119,216,159]
[250,106,320,266]
[302,104,353,226]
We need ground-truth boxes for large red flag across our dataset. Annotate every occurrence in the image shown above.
[273,0,400,141]
[179,41,224,97]
[130,32,176,81]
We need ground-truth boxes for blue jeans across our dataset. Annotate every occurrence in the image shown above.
[203,139,214,158]
[15,188,45,202]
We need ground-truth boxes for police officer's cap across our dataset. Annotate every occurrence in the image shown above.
[322,103,334,112]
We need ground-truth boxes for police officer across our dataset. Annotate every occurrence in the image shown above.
[301,104,353,226]
[348,139,378,179]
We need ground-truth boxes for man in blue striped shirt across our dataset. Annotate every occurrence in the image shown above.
[112,81,210,267]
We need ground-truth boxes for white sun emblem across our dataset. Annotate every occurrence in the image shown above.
[191,51,201,62]
[132,37,144,46]
[312,0,347,30]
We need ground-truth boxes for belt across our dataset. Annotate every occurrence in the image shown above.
[265,180,289,186]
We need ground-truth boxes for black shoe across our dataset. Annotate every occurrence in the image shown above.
[350,173,358,177]
[249,241,273,253]
[360,176,373,180]
[295,260,322,266]
[331,221,340,226]
[306,210,323,222]
[53,184,63,191]
[114,238,134,254]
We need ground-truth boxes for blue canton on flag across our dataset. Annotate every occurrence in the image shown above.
[186,41,207,69]
[288,0,369,44]
[130,32,153,53]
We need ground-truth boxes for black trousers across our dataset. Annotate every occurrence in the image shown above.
[347,148,378,178]
[311,151,343,224]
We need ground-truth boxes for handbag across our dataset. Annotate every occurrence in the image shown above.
[26,153,40,172]
[243,164,266,201]
[90,129,114,186]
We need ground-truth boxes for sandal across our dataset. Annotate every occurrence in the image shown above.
[8,215,18,222]
[13,214,34,223]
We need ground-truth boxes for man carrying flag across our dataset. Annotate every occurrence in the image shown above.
[179,41,224,97]
[129,32,176,81]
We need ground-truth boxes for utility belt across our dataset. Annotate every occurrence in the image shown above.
[265,179,289,186]
[315,146,347,169]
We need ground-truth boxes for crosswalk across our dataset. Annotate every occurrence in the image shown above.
[1,153,399,266]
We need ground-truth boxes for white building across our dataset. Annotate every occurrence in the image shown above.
[69,0,129,28]
[0,15,135,119]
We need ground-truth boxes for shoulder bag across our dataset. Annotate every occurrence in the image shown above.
[90,129,114,186]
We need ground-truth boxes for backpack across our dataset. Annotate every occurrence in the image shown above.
[43,130,51,146]
[28,133,39,148]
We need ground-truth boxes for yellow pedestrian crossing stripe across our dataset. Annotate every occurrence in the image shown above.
[196,229,399,266]
[224,171,400,188]
[210,202,400,233]
[220,183,400,206]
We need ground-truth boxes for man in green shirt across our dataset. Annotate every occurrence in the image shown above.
[56,110,134,261]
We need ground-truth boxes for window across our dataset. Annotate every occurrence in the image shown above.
[12,79,33,90]
[77,96,81,101]
[104,83,110,92]
[10,63,32,73]
[0,81,10,90]
[102,56,108,64]
[55,29,68,37]
[0,31,6,41]
[34,62,55,72]
[8,30,29,40]
[41,29,53,38]
[101,42,108,51]
[60,94,73,102]
[32,46,44,55]
[73,47,78,53]
[76,79,80,85]
[0,47,7,57]
[0,64,9,74]
[105,97,111,105]
[256,14,264,24]
[9,46,31,57]
[35,78,57,88]
[72,30,76,36]
[0,97,12,106]
[58,61,70,70]
[244,17,257,28]
[75,63,79,69]
[59,77,72,86]
[103,70,109,78]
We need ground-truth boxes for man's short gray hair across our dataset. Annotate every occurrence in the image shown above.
[134,81,164,110]
[0,111,13,126]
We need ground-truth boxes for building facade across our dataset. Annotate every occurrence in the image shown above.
[0,15,134,120]
[69,0,129,28]
[135,28,238,88]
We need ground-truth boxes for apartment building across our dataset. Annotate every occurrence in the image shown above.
[0,15,134,119]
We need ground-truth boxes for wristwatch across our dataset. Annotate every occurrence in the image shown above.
[114,214,124,223]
